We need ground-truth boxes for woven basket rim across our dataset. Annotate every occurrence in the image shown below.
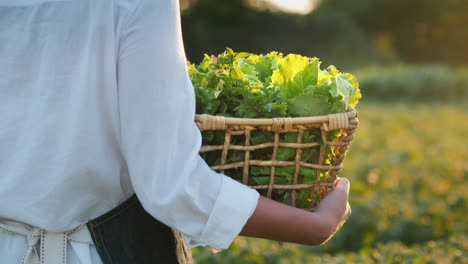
[195,107,356,125]
[195,107,357,131]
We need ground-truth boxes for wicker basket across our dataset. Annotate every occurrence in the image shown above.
[195,108,359,210]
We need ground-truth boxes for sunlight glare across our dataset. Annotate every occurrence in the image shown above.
[265,0,316,14]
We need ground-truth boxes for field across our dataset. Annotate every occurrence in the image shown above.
[192,101,468,263]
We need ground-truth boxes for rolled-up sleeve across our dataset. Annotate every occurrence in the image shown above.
[116,0,259,249]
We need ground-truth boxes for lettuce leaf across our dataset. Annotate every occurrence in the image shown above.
[271,54,320,100]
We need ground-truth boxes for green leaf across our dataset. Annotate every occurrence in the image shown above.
[239,62,259,78]
[251,166,270,176]
[277,147,295,161]
[235,52,251,59]
[331,75,353,100]
[274,167,295,180]
[245,54,277,83]
[250,132,274,146]
[288,93,330,116]
[272,54,320,100]
[252,176,270,185]
[300,167,316,182]
[329,73,361,110]
[284,132,298,142]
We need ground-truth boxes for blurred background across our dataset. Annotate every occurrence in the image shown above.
[180,0,468,263]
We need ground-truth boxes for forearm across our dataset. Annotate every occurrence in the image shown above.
[239,178,351,246]
[239,196,331,245]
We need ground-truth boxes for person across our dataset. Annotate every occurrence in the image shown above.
[0,0,351,263]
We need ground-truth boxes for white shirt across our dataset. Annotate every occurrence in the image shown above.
[0,0,259,252]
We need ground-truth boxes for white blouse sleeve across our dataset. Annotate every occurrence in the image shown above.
[116,0,260,249]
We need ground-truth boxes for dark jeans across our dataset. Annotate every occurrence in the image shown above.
[86,195,193,264]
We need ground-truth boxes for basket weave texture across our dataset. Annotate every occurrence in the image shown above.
[195,108,359,210]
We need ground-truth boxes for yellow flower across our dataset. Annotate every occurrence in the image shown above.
[251,88,261,94]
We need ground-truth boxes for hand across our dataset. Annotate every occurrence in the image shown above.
[239,177,351,246]
[313,177,352,244]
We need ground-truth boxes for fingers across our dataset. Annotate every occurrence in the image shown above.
[334,177,350,202]
[314,177,351,217]
[335,177,350,196]
[320,177,350,205]
[332,202,352,235]
[345,202,352,219]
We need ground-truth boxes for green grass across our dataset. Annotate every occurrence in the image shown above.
[192,102,468,263]
[192,234,467,264]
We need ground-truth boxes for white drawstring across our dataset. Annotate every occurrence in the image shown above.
[0,219,93,264]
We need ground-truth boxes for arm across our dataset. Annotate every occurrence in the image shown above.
[240,178,351,246]
[117,0,260,250]
[117,0,350,250]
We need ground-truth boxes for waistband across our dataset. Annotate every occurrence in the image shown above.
[0,218,93,264]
